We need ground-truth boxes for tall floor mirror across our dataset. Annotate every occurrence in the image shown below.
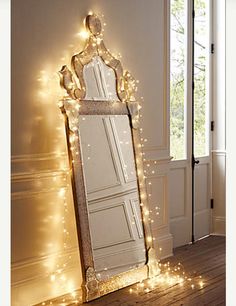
[58,14,160,302]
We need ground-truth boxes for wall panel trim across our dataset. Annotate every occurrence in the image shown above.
[12,246,80,287]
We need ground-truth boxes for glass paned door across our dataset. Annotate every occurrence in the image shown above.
[193,0,211,240]
[170,0,186,160]
[194,0,209,157]
[169,0,212,247]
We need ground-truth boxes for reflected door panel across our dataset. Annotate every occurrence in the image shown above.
[79,116,121,195]
[83,56,119,101]
[79,115,146,280]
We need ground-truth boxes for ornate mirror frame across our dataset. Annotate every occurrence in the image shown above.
[58,14,160,302]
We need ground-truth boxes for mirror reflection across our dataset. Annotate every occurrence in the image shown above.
[79,115,146,280]
[83,56,119,101]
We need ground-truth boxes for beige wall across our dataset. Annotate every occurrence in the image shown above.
[11,0,172,305]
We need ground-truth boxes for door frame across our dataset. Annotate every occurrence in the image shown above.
[169,0,213,247]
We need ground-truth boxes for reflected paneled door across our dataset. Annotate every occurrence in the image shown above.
[79,115,146,280]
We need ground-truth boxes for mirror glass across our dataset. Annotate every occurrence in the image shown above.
[79,114,146,281]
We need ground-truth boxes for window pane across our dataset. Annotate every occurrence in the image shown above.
[194,0,208,157]
[170,0,186,160]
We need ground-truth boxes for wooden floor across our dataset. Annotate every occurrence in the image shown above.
[84,236,225,306]
[39,235,225,306]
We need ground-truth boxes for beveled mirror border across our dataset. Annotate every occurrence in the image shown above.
[58,14,160,302]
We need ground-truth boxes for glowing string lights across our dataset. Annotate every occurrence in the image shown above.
[36,12,207,306]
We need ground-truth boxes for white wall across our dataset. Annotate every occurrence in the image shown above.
[11,0,172,305]
[226,1,236,304]
[212,0,226,235]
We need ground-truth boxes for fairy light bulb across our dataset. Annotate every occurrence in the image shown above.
[50,274,56,282]
[199,281,204,288]
[147,236,152,243]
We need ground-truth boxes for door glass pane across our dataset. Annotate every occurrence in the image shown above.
[170,0,186,160]
[194,0,208,157]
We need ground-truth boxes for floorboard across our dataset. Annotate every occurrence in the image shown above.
[37,235,225,306]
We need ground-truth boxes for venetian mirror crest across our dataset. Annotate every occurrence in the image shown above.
[58,14,160,302]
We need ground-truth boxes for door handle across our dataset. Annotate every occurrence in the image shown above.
[192,155,200,168]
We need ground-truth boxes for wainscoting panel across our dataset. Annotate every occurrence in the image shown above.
[144,158,173,259]
[212,151,226,235]
[11,153,82,306]
[194,162,211,240]
[169,163,191,248]
[169,168,186,219]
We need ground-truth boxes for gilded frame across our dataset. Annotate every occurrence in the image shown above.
[59,14,160,302]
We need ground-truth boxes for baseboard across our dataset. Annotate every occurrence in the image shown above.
[213,216,226,235]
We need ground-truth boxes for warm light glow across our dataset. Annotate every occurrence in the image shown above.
[50,274,56,282]
[58,188,66,197]
[146,236,152,243]
[199,281,204,288]
[78,30,90,40]
[42,12,207,306]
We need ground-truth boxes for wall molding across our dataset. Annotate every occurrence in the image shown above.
[12,246,80,287]
[12,246,78,270]
[11,170,71,200]
[12,187,69,200]
[11,153,71,199]
[11,152,67,161]
[12,262,82,306]
[11,152,69,175]
[144,156,172,165]
[212,150,226,155]
[11,152,68,166]
[11,169,70,183]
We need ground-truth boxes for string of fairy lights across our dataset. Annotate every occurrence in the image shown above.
[38,12,206,306]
